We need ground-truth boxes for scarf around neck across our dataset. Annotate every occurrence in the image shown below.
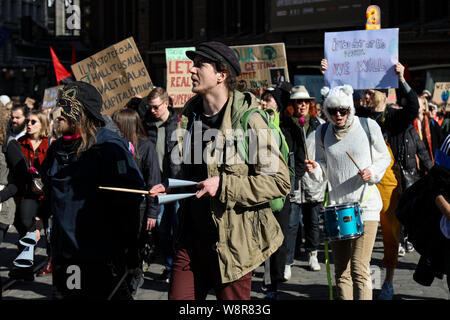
[333,117,355,141]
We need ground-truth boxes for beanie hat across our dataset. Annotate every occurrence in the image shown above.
[270,86,291,113]
[321,84,355,127]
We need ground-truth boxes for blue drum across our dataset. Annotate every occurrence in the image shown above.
[321,202,364,242]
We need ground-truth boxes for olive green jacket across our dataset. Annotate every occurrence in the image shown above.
[177,90,290,283]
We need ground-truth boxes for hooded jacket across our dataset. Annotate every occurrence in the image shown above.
[41,128,145,266]
[177,90,290,283]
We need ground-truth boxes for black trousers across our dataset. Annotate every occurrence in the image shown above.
[267,200,290,291]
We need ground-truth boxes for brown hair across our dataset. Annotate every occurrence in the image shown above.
[0,106,7,145]
[75,107,98,156]
[112,108,147,163]
[215,61,237,92]
[148,87,169,104]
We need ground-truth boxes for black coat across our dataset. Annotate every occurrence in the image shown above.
[392,125,433,172]
[136,138,161,220]
[144,109,182,181]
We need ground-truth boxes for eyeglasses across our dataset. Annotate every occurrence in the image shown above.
[149,101,166,111]
[328,108,350,116]
[26,119,38,125]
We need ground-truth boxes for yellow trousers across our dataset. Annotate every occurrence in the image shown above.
[377,144,401,269]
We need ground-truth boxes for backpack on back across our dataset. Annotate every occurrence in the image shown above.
[239,107,291,212]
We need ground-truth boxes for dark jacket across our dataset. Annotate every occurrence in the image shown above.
[144,109,181,181]
[136,137,161,220]
[396,164,450,277]
[356,81,419,152]
[41,128,145,266]
[393,125,433,173]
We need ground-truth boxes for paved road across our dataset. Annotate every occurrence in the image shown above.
[1,224,449,301]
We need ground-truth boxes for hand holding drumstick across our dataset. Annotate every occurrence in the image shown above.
[346,152,372,182]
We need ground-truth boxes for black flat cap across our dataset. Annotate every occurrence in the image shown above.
[186,42,241,76]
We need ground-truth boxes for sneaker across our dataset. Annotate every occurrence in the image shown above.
[264,291,278,300]
[377,281,394,300]
[156,269,171,283]
[284,265,292,281]
[398,245,406,257]
[405,241,415,253]
[38,261,52,276]
[308,251,321,271]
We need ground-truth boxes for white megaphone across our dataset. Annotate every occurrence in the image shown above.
[156,193,196,205]
[165,178,198,189]
[13,246,34,268]
[19,231,38,247]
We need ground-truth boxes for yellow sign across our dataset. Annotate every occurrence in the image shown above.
[366,5,381,30]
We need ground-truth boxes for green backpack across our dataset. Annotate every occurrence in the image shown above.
[239,107,291,212]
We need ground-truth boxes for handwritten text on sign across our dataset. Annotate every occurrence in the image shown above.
[324,28,399,90]
[165,47,195,108]
[231,43,289,97]
[72,37,153,115]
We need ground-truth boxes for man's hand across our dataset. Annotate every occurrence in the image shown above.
[196,176,220,198]
[395,63,405,82]
[146,218,157,231]
[358,168,372,182]
[149,184,167,197]
[320,59,328,75]
[305,159,318,173]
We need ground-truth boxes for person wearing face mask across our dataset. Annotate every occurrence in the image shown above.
[305,85,391,300]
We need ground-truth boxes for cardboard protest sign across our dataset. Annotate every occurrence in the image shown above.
[72,37,153,115]
[165,47,196,108]
[432,82,450,106]
[231,43,289,97]
[324,28,399,90]
[42,86,63,109]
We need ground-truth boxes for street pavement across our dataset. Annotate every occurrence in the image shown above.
[1,224,449,301]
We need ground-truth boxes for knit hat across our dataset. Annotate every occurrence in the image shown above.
[58,81,105,125]
[270,86,291,112]
[186,42,241,76]
[321,84,355,127]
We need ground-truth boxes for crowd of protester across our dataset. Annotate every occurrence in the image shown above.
[0,41,449,301]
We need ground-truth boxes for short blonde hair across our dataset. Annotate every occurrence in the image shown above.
[29,110,50,139]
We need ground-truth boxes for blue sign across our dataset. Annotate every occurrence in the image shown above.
[324,28,399,90]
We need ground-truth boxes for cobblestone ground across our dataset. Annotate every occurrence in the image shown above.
[1,224,449,301]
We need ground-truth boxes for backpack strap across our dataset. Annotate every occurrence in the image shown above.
[358,117,372,160]
[320,122,330,145]
[2,135,14,153]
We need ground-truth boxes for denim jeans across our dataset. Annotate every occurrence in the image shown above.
[286,202,321,265]
[157,201,179,271]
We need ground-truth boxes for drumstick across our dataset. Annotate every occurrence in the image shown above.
[346,152,361,171]
[99,186,148,194]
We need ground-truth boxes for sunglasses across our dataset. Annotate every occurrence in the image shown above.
[26,119,38,125]
[149,101,166,111]
[328,108,350,116]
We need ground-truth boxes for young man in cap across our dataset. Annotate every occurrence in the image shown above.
[150,41,290,300]
[41,81,145,299]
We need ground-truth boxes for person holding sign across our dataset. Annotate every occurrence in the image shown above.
[149,41,290,300]
[321,60,421,299]
[305,85,390,300]
[41,81,145,299]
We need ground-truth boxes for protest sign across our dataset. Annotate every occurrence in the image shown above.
[165,47,196,108]
[231,43,289,97]
[72,37,153,115]
[324,28,399,90]
[42,86,63,109]
[432,82,450,106]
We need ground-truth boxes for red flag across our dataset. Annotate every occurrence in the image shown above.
[71,42,76,66]
[50,46,71,85]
